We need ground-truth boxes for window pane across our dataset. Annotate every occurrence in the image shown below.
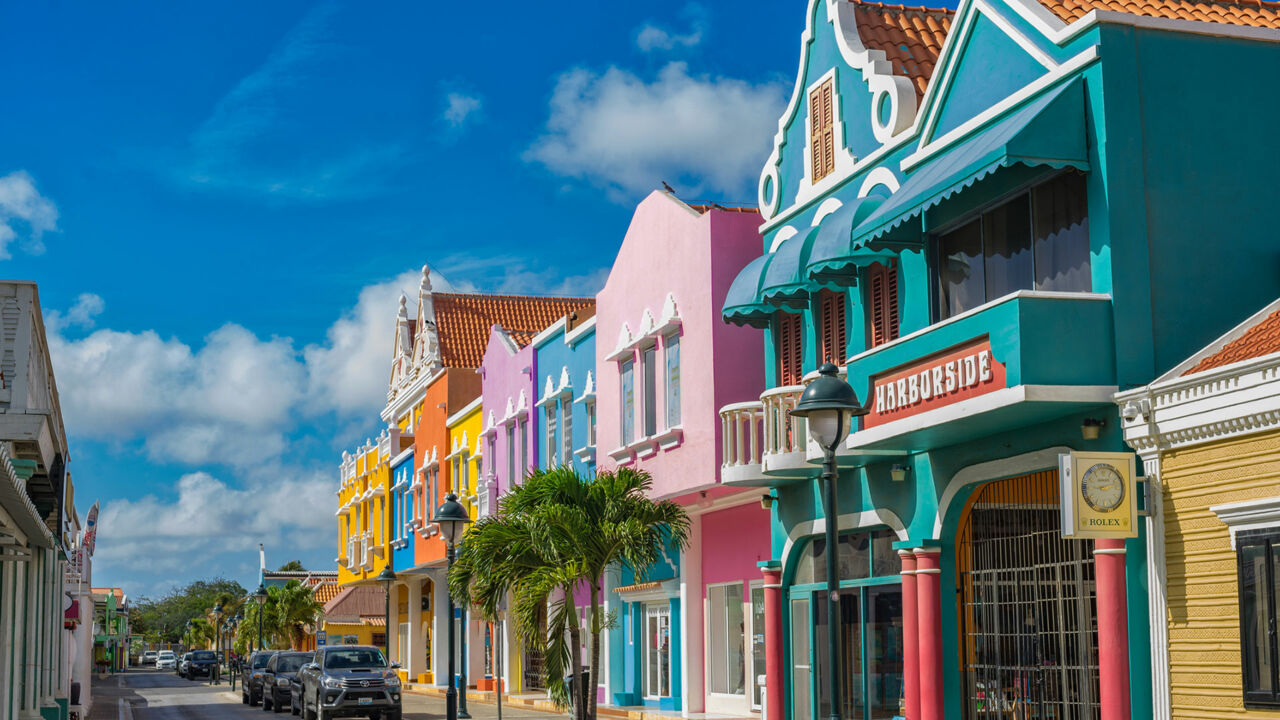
[982,194,1032,300]
[872,530,901,577]
[1033,171,1091,292]
[839,533,871,581]
[561,399,573,465]
[752,587,767,708]
[666,335,681,429]
[791,598,811,720]
[1242,543,1273,695]
[867,585,904,719]
[643,346,658,437]
[546,403,557,467]
[814,590,862,720]
[519,420,528,477]
[938,218,985,319]
[621,361,635,444]
[727,586,746,695]
[709,585,728,693]
[506,426,515,482]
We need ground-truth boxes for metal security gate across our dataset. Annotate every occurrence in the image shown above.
[957,470,1100,720]
[523,605,547,691]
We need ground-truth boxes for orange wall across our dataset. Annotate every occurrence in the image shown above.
[413,368,480,567]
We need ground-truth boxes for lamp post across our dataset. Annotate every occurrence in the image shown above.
[788,362,867,720]
[376,565,397,660]
[255,584,269,652]
[433,493,472,720]
[212,602,224,685]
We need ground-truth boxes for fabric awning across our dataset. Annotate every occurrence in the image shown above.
[805,193,898,285]
[759,226,821,305]
[850,77,1089,247]
[722,252,778,328]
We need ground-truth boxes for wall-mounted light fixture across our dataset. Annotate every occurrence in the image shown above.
[890,464,909,482]
[1081,418,1106,440]
[760,494,774,510]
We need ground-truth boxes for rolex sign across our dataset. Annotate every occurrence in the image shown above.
[1059,451,1138,539]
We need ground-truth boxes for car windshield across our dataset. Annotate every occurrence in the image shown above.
[276,655,310,672]
[158,652,174,658]
[193,651,215,661]
[252,654,272,669]
[323,648,387,670]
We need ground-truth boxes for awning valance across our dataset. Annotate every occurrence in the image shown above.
[805,194,897,286]
[722,253,778,328]
[851,77,1089,247]
[759,226,821,305]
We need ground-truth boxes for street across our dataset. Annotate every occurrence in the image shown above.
[98,669,567,720]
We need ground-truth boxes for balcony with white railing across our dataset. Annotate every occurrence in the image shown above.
[720,401,765,486]
[719,384,813,484]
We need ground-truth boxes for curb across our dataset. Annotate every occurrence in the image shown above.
[117,698,133,720]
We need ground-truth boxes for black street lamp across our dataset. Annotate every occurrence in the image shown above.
[789,362,867,720]
[433,493,472,720]
[376,565,397,660]
[212,602,224,685]
[255,584,269,652]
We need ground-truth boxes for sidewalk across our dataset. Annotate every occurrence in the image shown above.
[86,674,141,720]
[402,686,751,720]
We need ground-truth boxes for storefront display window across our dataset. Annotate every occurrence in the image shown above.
[788,528,903,720]
[1238,531,1280,706]
[708,583,746,695]
[935,170,1090,320]
[645,603,672,699]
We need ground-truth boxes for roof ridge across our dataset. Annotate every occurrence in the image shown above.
[849,0,956,15]
[433,292,596,302]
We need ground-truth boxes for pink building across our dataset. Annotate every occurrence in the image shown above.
[595,191,770,715]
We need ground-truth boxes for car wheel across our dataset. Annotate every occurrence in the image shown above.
[263,693,273,712]
[273,695,283,714]
[313,693,327,720]
[243,689,250,705]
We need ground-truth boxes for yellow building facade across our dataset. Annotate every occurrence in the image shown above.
[337,428,395,587]
[1119,299,1280,719]
[445,397,483,522]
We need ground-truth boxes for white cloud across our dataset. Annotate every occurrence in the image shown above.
[443,92,483,128]
[0,171,58,259]
[636,23,702,52]
[44,293,104,334]
[93,468,334,577]
[525,62,785,200]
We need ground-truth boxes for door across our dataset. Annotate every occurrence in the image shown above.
[523,605,547,691]
[957,470,1100,719]
[644,603,672,699]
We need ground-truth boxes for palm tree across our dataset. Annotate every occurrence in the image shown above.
[185,618,215,649]
[449,465,689,720]
[271,580,324,649]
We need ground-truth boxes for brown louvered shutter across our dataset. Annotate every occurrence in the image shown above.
[777,312,803,386]
[868,262,900,348]
[819,289,847,365]
[810,79,835,182]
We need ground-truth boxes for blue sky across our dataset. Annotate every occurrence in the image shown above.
[0,1,811,598]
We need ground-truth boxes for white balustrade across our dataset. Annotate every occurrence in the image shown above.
[720,401,764,471]
[761,385,807,457]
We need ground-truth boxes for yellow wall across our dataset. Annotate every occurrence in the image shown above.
[446,403,483,521]
[337,434,393,587]
[320,622,380,648]
[1162,428,1280,719]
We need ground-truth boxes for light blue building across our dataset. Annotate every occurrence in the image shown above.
[720,0,1280,718]
[533,309,598,477]
[390,445,416,574]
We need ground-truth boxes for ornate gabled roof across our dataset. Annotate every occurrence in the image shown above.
[1038,0,1280,28]
[852,1,954,100]
[432,293,594,369]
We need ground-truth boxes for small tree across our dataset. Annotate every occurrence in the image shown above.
[272,581,324,649]
[277,560,306,572]
[449,466,689,720]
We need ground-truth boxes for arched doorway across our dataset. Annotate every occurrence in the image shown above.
[956,469,1101,719]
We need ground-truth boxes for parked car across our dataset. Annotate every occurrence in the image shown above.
[298,645,401,720]
[178,652,192,676]
[156,650,177,670]
[185,650,218,680]
[142,650,158,666]
[261,651,313,713]
[241,651,275,706]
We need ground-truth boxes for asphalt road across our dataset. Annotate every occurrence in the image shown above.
[116,668,565,720]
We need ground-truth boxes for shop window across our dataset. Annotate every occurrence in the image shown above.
[1238,531,1280,707]
[560,398,573,466]
[372,632,386,647]
[642,345,658,438]
[620,359,635,445]
[809,78,835,182]
[776,312,804,386]
[867,262,900,348]
[819,289,848,364]
[665,334,681,428]
[935,170,1091,320]
[708,583,746,695]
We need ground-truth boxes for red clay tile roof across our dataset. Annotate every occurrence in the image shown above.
[434,293,595,368]
[1039,0,1280,27]
[1185,308,1280,375]
[853,1,955,100]
[313,582,342,605]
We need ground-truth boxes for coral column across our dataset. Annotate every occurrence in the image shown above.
[1095,538,1131,720]
[915,548,943,720]
[761,564,784,720]
[899,550,919,720]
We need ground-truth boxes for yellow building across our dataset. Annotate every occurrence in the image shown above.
[445,397,483,523]
[337,428,395,587]
[320,586,388,648]
[1118,299,1280,719]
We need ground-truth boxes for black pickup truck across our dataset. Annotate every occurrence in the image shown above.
[184,650,218,679]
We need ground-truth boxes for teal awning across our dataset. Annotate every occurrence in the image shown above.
[850,77,1089,246]
[759,225,821,305]
[805,193,897,286]
[723,253,778,328]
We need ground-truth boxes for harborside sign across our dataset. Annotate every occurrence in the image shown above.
[864,337,1006,428]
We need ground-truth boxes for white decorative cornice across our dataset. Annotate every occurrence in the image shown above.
[1212,496,1280,549]
[575,371,597,405]
[606,323,634,362]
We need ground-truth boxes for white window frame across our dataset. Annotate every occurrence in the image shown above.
[546,403,558,467]
[706,580,747,697]
[560,397,573,466]
[640,344,658,438]
[664,334,681,430]
[643,602,672,700]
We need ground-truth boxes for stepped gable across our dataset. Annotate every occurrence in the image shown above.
[852,0,955,100]
[433,293,595,368]
[1038,0,1280,28]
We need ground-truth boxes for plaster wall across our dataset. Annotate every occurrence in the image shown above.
[479,330,538,499]
[533,319,597,476]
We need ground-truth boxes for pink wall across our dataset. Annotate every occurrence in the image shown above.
[701,502,771,599]
[595,192,765,501]
[480,326,538,499]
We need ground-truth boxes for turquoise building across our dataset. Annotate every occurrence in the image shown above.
[720,0,1280,718]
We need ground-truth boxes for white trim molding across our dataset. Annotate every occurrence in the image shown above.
[1211,497,1280,550]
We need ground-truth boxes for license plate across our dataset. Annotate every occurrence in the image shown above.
[358,698,373,706]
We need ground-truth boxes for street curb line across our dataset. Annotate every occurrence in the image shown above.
[117,698,133,720]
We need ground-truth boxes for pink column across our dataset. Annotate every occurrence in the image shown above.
[915,548,943,720]
[899,550,919,720]
[762,565,784,720]
[1095,538,1131,720]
